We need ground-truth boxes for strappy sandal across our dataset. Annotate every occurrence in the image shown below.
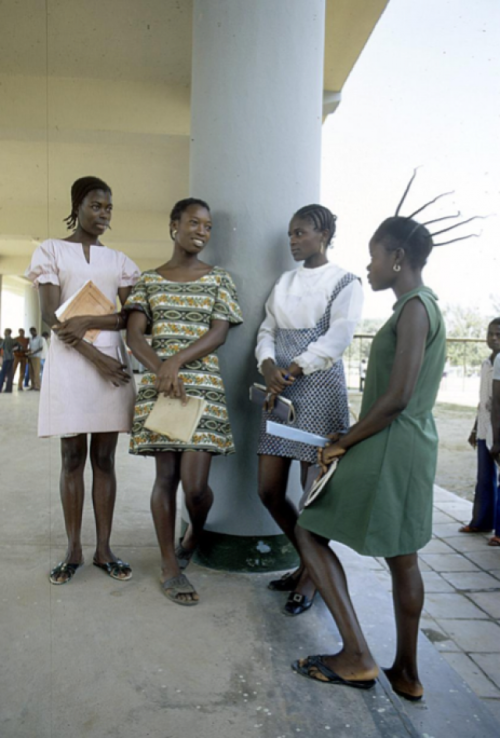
[292,655,376,690]
[49,561,82,585]
[93,559,132,581]
[174,539,197,570]
[161,574,199,606]
[487,535,500,547]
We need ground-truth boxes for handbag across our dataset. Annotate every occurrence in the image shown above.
[249,383,296,423]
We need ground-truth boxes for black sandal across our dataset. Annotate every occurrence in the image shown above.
[283,591,316,616]
[93,559,132,581]
[292,655,376,690]
[267,571,301,591]
[49,561,82,585]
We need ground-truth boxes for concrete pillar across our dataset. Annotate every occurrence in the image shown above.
[24,283,41,332]
[188,0,325,570]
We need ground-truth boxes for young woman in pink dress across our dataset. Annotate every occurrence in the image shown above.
[26,176,141,585]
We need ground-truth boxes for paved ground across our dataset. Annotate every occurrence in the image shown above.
[1,388,499,737]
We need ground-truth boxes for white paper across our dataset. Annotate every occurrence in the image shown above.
[266,420,329,447]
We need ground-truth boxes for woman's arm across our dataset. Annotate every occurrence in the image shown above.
[127,313,231,402]
[320,298,430,467]
[38,283,130,386]
[53,286,134,345]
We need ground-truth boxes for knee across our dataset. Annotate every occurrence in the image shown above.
[91,447,115,475]
[61,446,86,475]
[258,484,279,510]
[184,484,211,510]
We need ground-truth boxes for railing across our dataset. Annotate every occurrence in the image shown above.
[345,335,487,397]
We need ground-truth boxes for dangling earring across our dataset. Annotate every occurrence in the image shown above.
[172,230,178,240]
[393,264,401,272]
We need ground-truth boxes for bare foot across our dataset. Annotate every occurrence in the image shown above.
[383,666,424,701]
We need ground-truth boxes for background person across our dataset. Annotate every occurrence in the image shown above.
[27,326,43,390]
[12,328,29,390]
[460,319,500,544]
[126,198,243,606]
[255,204,363,616]
[0,329,22,393]
[26,176,140,585]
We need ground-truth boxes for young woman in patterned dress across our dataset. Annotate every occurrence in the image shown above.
[255,205,363,616]
[125,198,242,605]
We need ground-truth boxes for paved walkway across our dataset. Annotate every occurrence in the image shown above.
[418,486,500,719]
[1,389,499,737]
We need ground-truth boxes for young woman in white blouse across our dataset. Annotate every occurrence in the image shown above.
[255,204,363,615]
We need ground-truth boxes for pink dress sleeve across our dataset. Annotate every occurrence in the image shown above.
[25,240,59,288]
[119,253,141,288]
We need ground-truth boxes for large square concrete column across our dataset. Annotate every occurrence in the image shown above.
[189,0,326,570]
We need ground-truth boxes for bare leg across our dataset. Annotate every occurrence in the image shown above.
[295,525,378,681]
[151,453,197,603]
[54,435,87,582]
[258,455,315,597]
[179,450,214,551]
[90,432,131,577]
[384,553,424,700]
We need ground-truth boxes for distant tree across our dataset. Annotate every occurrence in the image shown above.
[443,304,490,371]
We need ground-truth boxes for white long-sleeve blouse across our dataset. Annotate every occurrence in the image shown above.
[255,262,364,376]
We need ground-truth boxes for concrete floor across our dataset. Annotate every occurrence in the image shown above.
[1,389,499,738]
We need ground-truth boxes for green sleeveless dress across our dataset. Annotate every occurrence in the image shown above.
[298,286,446,557]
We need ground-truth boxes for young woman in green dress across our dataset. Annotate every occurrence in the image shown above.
[125,198,242,606]
[291,194,456,700]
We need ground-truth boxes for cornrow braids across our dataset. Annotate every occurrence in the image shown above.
[375,170,483,268]
[63,176,112,230]
[293,204,337,245]
[373,217,434,269]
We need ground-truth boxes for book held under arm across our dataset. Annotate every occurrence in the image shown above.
[55,280,116,343]
[144,395,207,443]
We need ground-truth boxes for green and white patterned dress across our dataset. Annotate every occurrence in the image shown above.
[124,268,243,456]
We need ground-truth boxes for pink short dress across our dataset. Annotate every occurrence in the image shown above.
[25,239,140,437]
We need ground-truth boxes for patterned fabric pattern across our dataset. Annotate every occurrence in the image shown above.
[124,268,243,455]
[257,273,358,464]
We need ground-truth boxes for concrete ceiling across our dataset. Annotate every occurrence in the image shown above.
[0,0,388,276]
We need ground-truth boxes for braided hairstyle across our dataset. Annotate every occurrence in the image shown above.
[63,176,112,230]
[293,204,337,246]
[372,217,434,269]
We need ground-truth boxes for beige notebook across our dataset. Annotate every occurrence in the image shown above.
[144,395,207,443]
[55,280,116,343]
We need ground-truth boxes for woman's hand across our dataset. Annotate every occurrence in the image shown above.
[53,316,91,346]
[262,359,295,395]
[317,440,346,475]
[154,357,187,403]
[468,429,477,449]
[93,353,131,387]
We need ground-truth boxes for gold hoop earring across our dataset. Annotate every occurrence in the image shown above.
[393,264,401,272]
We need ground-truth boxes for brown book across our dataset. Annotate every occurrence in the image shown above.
[144,395,207,443]
[55,280,116,343]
